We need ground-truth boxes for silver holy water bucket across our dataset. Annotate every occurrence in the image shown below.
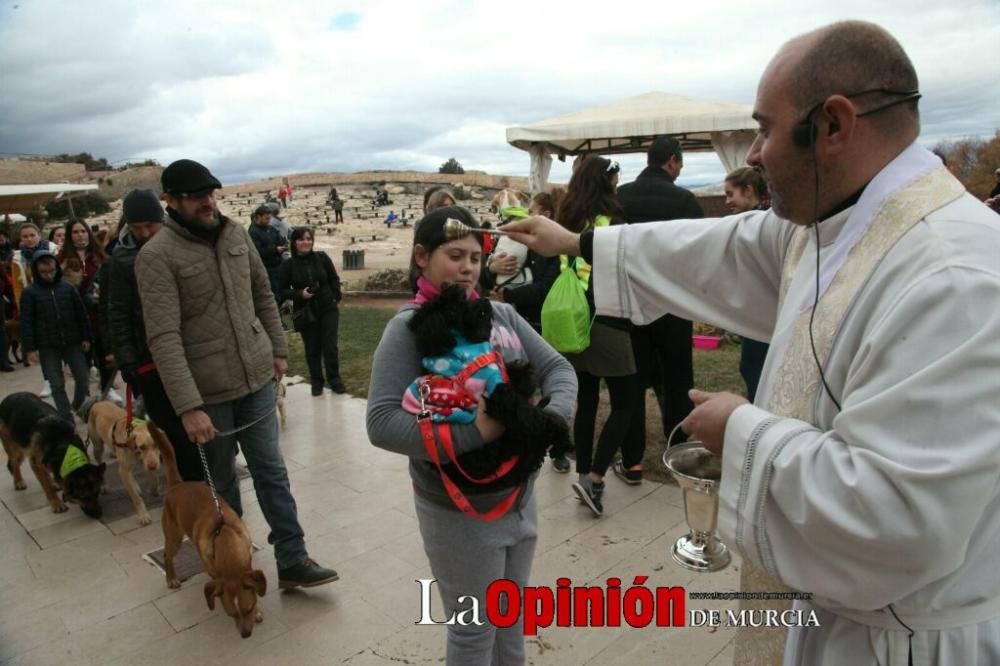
[662,434,731,572]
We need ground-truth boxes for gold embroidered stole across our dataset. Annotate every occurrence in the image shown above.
[733,166,964,666]
[769,166,965,420]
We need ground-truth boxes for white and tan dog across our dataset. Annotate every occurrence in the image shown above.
[87,401,162,525]
[488,189,533,288]
[276,380,287,428]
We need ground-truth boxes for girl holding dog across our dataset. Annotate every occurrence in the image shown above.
[367,206,576,665]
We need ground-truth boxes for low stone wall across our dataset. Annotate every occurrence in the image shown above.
[0,159,86,184]
[219,170,531,196]
[86,166,164,200]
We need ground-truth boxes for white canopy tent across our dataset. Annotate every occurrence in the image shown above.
[506,92,758,193]
[0,183,99,215]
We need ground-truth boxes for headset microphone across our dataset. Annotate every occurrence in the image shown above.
[790,89,921,149]
[792,121,818,149]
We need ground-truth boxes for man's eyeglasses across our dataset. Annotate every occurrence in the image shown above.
[180,188,217,200]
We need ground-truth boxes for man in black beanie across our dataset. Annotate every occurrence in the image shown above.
[136,160,337,589]
[106,188,206,489]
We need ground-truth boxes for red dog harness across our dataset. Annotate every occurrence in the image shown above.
[416,350,523,521]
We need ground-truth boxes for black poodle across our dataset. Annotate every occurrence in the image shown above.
[407,284,571,492]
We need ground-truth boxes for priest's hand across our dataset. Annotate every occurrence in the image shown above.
[504,216,581,257]
[681,389,748,455]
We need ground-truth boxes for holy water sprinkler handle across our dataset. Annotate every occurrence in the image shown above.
[443,218,509,240]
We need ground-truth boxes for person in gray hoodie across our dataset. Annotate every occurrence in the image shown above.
[366,206,576,665]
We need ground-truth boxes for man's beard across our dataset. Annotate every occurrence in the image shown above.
[185,208,221,230]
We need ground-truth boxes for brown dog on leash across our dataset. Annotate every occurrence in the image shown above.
[86,401,161,526]
[148,420,267,638]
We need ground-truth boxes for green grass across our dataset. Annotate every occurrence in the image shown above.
[287,306,748,482]
[285,305,397,397]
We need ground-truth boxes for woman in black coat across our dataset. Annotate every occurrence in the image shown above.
[278,228,345,395]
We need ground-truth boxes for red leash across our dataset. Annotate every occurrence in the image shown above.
[125,384,134,435]
[416,351,521,521]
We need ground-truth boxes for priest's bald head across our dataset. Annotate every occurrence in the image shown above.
[747,21,921,225]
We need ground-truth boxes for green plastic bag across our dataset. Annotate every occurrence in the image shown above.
[541,258,593,353]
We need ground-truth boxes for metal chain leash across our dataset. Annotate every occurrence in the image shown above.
[213,406,276,438]
[194,387,279,519]
[196,441,224,520]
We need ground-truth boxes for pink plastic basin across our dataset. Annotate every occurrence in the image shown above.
[692,335,722,350]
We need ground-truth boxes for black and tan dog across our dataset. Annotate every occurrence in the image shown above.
[407,284,572,491]
[5,317,26,366]
[148,420,266,638]
[0,392,106,517]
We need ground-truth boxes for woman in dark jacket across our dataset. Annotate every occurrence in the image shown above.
[278,227,345,396]
[58,218,112,389]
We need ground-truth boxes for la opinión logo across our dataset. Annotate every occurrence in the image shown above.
[416,576,685,635]
[416,579,821,634]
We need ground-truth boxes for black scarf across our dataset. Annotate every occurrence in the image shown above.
[167,208,223,244]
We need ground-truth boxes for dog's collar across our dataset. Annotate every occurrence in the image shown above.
[60,445,89,478]
[113,418,146,447]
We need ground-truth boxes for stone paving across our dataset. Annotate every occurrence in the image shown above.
[0,365,737,665]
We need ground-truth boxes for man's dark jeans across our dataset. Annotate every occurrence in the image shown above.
[203,382,307,569]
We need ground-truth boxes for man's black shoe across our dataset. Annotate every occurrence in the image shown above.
[0,363,14,373]
[278,558,339,589]
[329,380,347,394]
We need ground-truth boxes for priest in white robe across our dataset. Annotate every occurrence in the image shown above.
[507,20,1000,666]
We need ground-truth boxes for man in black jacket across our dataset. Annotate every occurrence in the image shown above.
[105,189,202,481]
[616,137,703,466]
[248,205,286,302]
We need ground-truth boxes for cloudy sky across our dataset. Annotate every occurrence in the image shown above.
[2,0,998,188]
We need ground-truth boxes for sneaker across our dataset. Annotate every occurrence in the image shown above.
[551,456,571,474]
[572,479,604,517]
[40,381,52,398]
[612,460,643,486]
[106,387,123,405]
[278,557,339,590]
[329,380,347,394]
[0,363,14,373]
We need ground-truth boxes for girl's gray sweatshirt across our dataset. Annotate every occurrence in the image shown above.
[366,301,577,512]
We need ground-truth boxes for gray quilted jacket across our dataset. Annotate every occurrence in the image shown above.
[135,214,288,414]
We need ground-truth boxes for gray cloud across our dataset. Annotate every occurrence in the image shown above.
[1,0,997,186]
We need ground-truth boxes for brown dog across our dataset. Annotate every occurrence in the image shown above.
[87,401,161,526]
[148,420,266,638]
